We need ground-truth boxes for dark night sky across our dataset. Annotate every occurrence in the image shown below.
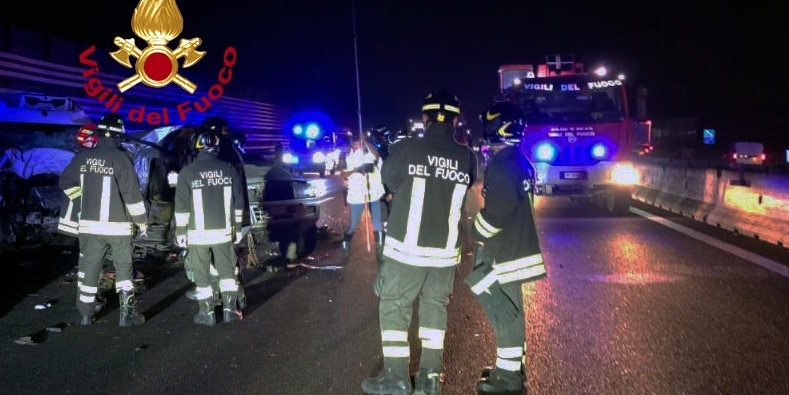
[2,1,785,134]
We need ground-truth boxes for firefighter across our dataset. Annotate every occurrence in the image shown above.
[174,127,245,326]
[180,118,248,311]
[59,114,148,327]
[468,101,546,394]
[341,131,386,264]
[361,90,478,395]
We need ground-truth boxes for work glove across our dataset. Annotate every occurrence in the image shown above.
[176,234,187,248]
[373,262,385,297]
[235,231,243,245]
[138,223,148,237]
[473,244,485,266]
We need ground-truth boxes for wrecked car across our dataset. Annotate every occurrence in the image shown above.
[122,125,327,263]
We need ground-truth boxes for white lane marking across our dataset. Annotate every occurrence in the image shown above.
[630,207,789,278]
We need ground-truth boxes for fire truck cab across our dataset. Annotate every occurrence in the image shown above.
[497,55,650,215]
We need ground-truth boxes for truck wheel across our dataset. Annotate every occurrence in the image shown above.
[296,225,318,258]
[607,188,632,216]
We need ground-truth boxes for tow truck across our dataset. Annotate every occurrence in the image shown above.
[496,54,651,215]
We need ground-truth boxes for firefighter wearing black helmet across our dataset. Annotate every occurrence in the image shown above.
[467,101,546,394]
[361,90,478,395]
[173,128,245,325]
[59,113,148,327]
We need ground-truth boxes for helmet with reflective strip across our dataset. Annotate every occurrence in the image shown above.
[421,89,461,124]
[96,113,125,137]
[480,101,526,145]
[194,131,220,152]
[76,123,99,148]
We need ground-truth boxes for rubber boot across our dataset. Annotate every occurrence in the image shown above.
[222,294,243,323]
[361,360,411,395]
[373,230,385,264]
[414,368,442,395]
[480,364,525,379]
[341,232,353,259]
[477,367,524,393]
[80,313,94,326]
[193,296,216,326]
[118,290,145,327]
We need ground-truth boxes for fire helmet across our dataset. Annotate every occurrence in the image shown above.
[480,101,526,145]
[76,123,99,148]
[194,131,220,153]
[421,89,461,124]
[97,113,125,137]
[200,116,228,135]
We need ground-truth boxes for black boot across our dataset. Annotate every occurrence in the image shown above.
[477,368,524,393]
[373,230,385,264]
[480,365,525,379]
[222,294,243,323]
[361,365,412,395]
[80,314,94,326]
[118,290,145,327]
[194,296,216,326]
[341,232,353,259]
[414,368,442,395]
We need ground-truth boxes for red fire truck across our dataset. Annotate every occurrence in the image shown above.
[497,54,651,215]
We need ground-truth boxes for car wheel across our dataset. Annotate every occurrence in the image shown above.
[296,225,318,258]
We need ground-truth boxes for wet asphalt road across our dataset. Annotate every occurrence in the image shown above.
[1,179,788,395]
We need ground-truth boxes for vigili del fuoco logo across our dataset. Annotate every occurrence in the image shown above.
[77,0,237,126]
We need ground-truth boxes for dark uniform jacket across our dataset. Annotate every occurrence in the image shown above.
[470,145,545,287]
[59,136,147,236]
[174,151,244,245]
[381,123,477,267]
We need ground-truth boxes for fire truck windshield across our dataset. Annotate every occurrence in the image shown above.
[507,76,626,124]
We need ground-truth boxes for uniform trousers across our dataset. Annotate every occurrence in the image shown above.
[76,234,134,316]
[378,259,456,372]
[467,261,526,372]
[188,242,238,300]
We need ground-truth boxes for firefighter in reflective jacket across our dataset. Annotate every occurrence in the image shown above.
[59,114,148,327]
[361,90,478,395]
[467,101,546,394]
[174,129,245,326]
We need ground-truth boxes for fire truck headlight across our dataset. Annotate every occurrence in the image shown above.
[591,143,608,159]
[312,151,326,163]
[611,163,638,185]
[534,142,557,162]
[283,153,299,164]
[305,123,321,139]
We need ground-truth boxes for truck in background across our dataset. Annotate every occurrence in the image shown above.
[496,54,651,215]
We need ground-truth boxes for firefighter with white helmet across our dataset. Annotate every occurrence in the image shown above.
[361,90,478,395]
[468,101,546,394]
[173,126,245,326]
[59,113,148,326]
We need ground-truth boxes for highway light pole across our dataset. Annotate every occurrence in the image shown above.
[352,0,363,135]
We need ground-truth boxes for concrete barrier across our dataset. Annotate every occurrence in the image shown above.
[634,163,789,247]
